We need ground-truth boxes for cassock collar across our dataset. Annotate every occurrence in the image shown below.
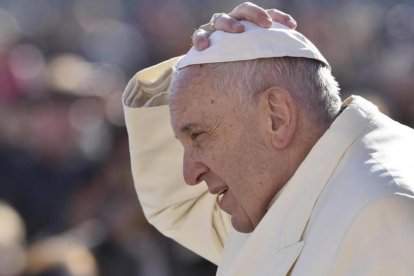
[218,96,379,275]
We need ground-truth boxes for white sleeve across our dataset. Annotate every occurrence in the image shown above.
[123,58,232,265]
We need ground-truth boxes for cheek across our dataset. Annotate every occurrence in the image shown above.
[209,141,253,193]
[209,138,239,169]
[203,118,268,185]
[221,132,272,203]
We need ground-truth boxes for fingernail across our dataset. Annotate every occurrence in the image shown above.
[288,17,297,24]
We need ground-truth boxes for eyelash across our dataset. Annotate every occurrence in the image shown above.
[191,132,204,140]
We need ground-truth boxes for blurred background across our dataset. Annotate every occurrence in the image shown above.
[0,0,413,275]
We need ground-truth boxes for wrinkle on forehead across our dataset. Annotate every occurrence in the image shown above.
[169,64,222,114]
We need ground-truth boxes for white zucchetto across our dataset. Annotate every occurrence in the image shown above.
[176,21,329,70]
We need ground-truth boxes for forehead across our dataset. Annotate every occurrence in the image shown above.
[169,65,232,131]
[170,65,223,111]
[171,65,218,99]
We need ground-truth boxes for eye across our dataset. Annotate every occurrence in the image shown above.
[191,131,205,140]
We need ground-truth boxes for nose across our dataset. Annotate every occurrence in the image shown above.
[183,151,209,185]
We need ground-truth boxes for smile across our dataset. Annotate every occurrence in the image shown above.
[217,187,228,196]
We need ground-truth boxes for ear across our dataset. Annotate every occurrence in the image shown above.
[261,87,297,149]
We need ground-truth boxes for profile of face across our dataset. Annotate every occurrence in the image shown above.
[169,64,295,233]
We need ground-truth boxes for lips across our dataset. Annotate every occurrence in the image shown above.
[217,187,228,195]
[208,184,228,196]
[206,183,229,211]
[217,189,231,214]
[205,180,230,211]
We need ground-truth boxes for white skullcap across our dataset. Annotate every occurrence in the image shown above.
[176,21,329,69]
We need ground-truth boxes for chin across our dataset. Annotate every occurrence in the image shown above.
[231,216,255,233]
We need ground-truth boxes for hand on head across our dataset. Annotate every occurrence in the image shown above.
[192,2,297,51]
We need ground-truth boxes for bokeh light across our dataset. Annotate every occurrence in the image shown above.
[0,1,413,275]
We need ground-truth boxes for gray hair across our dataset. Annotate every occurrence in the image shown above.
[207,57,342,124]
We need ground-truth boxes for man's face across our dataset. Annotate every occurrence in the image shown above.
[170,66,281,233]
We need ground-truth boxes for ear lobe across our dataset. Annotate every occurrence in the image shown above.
[264,87,297,149]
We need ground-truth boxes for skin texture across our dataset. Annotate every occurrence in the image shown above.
[169,65,325,233]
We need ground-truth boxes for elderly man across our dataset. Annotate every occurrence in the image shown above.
[123,3,414,275]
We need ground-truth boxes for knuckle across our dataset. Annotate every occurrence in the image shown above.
[269,9,289,18]
[211,12,225,21]
[213,14,238,31]
[213,13,223,20]
[192,29,202,38]
[253,9,265,18]
[210,12,225,29]
[239,2,253,8]
[283,13,292,20]
[192,32,200,41]
[222,18,234,29]
[192,31,207,43]
[198,23,209,30]
[198,32,208,40]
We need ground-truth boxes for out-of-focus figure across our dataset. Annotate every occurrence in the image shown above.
[25,234,98,276]
[0,201,26,276]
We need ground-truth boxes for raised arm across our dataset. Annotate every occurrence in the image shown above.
[123,3,298,265]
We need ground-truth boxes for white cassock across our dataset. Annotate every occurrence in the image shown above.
[123,22,414,275]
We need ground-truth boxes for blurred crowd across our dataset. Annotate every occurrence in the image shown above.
[0,0,413,275]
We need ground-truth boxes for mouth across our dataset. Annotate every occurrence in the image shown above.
[217,186,229,214]
[217,187,228,196]
[207,183,229,196]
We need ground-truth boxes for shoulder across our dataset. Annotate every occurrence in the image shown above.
[329,194,414,275]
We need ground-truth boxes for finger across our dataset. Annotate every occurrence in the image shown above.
[266,9,297,29]
[198,14,244,33]
[192,29,211,51]
[228,2,273,28]
[211,13,245,33]
[193,13,245,50]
